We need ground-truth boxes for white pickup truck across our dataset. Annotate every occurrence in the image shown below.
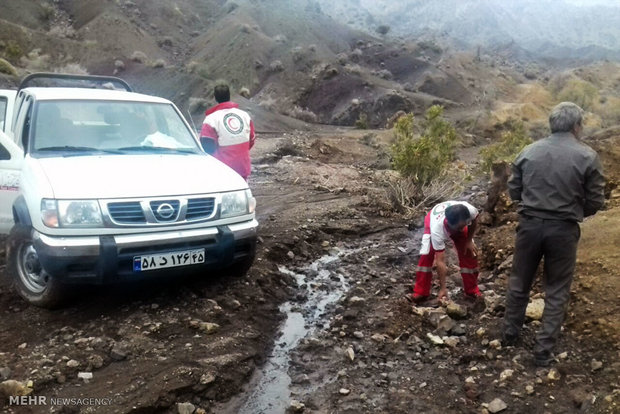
[0,73,257,308]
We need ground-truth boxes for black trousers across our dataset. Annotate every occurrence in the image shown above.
[504,215,580,354]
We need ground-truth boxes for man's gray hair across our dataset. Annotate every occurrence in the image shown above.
[549,102,584,133]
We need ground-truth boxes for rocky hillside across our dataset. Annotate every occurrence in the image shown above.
[1,0,617,135]
[0,0,516,130]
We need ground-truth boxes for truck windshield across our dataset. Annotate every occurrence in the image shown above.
[32,100,200,155]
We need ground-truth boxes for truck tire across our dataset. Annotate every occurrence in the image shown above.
[7,225,68,308]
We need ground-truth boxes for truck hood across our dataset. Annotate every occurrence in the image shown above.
[34,153,248,199]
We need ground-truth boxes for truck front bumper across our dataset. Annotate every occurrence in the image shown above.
[32,220,258,283]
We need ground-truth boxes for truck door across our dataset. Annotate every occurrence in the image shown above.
[0,131,23,233]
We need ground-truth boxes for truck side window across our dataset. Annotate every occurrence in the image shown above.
[13,96,32,152]
[22,104,32,152]
[0,143,10,160]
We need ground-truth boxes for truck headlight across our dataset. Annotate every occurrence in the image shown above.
[220,190,250,218]
[55,200,103,227]
[41,199,59,227]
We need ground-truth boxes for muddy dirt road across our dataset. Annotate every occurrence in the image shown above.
[1,128,618,414]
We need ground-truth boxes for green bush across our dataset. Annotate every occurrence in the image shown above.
[557,79,598,111]
[355,113,368,129]
[391,105,458,187]
[479,120,532,172]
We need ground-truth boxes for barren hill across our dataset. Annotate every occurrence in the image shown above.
[0,0,504,130]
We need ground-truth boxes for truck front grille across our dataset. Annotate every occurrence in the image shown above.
[107,202,146,224]
[186,197,216,220]
[103,195,218,226]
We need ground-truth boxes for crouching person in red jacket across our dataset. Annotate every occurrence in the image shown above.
[411,201,482,304]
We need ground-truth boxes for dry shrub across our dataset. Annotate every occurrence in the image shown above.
[49,24,76,38]
[20,49,51,71]
[239,87,250,98]
[376,69,393,80]
[387,162,469,216]
[292,47,304,63]
[269,60,284,73]
[355,113,368,129]
[1,41,23,61]
[290,106,318,123]
[376,25,391,35]
[131,51,148,63]
[0,58,17,76]
[350,48,363,62]
[557,79,598,111]
[273,34,288,44]
[479,120,532,172]
[258,96,276,111]
[599,95,620,127]
[152,59,166,68]
[344,64,362,76]
[55,63,89,75]
[188,97,208,114]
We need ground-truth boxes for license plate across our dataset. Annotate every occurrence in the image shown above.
[133,248,205,272]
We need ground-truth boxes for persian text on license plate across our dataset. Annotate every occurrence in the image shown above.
[133,249,205,272]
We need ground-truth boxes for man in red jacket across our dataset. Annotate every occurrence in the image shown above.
[200,82,255,181]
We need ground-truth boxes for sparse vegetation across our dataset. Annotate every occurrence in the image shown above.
[479,120,532,173]
[557,79,599,111]
[355,113,369,129]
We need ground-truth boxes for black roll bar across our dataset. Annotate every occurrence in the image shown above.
[18,72,133,93]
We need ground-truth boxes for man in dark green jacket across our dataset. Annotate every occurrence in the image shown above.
[503,102,605,366]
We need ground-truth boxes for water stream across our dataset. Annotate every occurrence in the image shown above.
[235,248,352,414]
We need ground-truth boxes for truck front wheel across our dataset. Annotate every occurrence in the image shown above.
[7,225,67,308]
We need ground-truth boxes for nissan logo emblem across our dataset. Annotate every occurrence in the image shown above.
[156,203,175,219]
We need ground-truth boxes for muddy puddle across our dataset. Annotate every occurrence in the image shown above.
[218,247,356,414]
